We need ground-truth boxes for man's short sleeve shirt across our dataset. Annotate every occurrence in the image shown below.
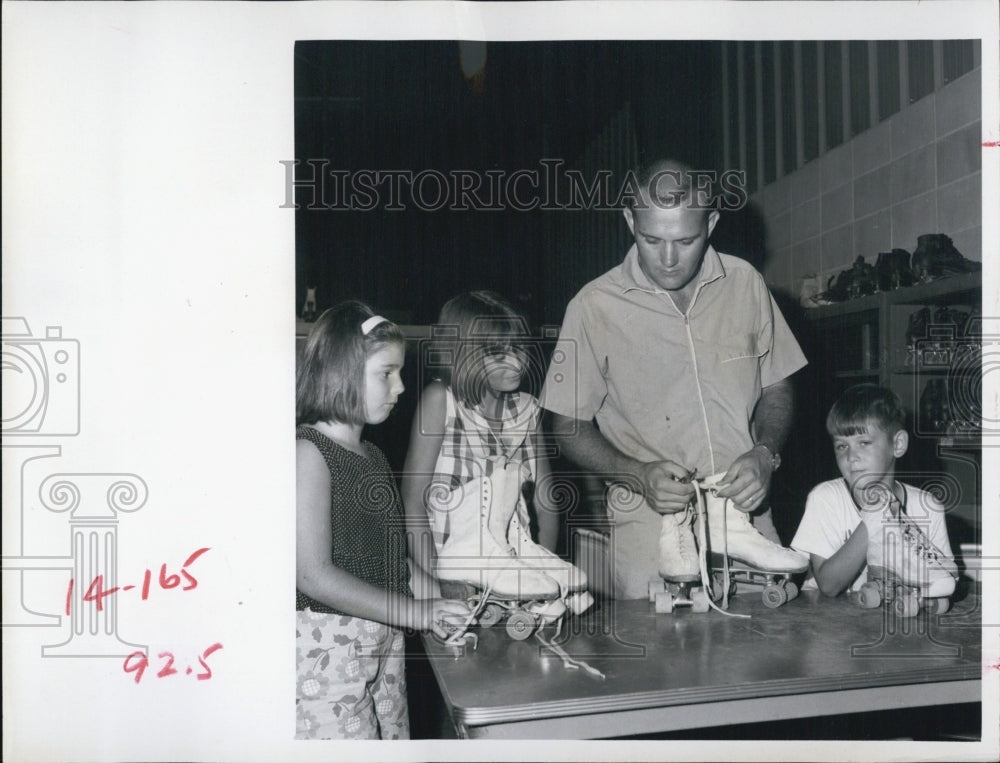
[541,245,807,475]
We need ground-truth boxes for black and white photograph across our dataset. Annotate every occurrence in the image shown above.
[4,1,998,761]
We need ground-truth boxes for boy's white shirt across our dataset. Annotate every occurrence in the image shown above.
[791,478,955,592]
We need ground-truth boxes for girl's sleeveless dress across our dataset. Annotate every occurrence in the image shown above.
[295,425,411,740]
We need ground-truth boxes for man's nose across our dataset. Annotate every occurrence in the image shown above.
[662,243,678,268]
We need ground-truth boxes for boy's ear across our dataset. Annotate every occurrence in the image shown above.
[892,429,909,458]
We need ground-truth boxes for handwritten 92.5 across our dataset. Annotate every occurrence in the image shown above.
[62,547,222,683]
[65,547,211,614]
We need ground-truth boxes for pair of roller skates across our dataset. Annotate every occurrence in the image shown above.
[650,473,808,614]
[430,458,593,650]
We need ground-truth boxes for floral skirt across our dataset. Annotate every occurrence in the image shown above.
[295,609,410,739]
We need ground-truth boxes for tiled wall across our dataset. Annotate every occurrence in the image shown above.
[754,67,982,295]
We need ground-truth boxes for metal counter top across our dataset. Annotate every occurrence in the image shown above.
[422,587,982,739]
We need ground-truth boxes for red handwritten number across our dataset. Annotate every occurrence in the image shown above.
[83,575,120,612]
[141,568,152,600]
[157,651,178,678]
[181,547,210,590]
[65,578,74,616]
[159,564,180,590]
[123,651,149,684]
[196,642,223,680]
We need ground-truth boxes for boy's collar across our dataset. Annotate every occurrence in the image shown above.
[846,478,906,515]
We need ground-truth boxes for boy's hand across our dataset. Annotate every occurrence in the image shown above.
[714,447,773,512]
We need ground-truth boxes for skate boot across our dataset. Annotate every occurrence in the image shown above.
[432,470,560,601]
[658,505,700,582]
[499,461,594,615]
[648,505,710,613]
[701,473,808,573]
[858,488,957,603]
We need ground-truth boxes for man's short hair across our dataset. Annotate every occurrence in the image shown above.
[826,383,907,437]
[626,158,714,212]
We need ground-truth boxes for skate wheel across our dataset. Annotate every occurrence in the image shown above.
[505,611,536,641]
[927,597,950,615]
[762,585,787,608]
[784,581,799,601]
[478,603,505,628]
[710,573,736,599]
[691,588,710,614]
[648,579,664,602]
[858,583,881,609]
[654,591,675,614]
[894,594,918,618]
[566,591,595,616]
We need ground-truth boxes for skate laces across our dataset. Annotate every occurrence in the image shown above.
[693,482,749,620]
[443,581,494,646]
[534,618,605,680]
[898,513,955,575]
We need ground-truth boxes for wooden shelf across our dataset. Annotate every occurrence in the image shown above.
[802,272,981,321]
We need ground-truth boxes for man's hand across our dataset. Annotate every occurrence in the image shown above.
[714,446,773,512]
[637,461,697,514]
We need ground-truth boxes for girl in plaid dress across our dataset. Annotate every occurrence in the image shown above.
[401,291,588,603]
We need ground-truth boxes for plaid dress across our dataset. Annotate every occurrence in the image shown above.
[428,387,540,550]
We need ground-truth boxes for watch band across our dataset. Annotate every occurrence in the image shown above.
[754,442,781,471]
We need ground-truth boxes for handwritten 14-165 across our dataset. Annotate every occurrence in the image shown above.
[65,547,211,614]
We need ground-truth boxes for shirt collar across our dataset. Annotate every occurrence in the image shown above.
[619,243,726,295]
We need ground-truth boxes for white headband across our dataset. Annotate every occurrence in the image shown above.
[361,315,389,335]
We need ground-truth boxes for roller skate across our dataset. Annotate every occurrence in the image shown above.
[710,554,802,609]
[692,474,806,616]
[649,500,711,613]
[857,489,958,617]
[699,473,810,574]
[432,459,591,646]
[857,566,951,617]
[438,579,567,641]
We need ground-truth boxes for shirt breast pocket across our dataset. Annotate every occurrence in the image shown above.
[718,334,766,364]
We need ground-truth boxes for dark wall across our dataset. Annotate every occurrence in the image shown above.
[293,40,726,327]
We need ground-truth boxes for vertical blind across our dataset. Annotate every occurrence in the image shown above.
[721,40,980,194]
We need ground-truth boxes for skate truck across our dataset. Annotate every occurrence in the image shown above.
[650,472,808,615]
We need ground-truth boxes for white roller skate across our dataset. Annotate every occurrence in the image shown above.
[857,491,958,616]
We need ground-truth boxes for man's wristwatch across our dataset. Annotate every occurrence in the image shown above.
[754,443,781,471]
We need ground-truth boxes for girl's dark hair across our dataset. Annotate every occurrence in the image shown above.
[826,383,907,437]
[296,301,405,426]
[436,291,530,406]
